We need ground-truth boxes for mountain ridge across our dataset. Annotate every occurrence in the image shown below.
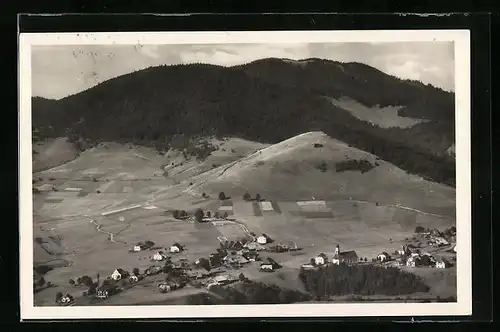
[31,58,456,187]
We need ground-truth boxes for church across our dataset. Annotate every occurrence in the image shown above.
[332,244,359,265]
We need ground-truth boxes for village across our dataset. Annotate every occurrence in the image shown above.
[37,201,457,306]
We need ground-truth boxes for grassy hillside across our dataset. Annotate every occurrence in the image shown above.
[31,59,455,186]
[189,131,455,211]
[32,137,80,172]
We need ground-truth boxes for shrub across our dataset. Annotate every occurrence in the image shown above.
[243,192,251,201]
[255,193,261,202]
[316,161,328,172]
[335,159,375,173]
[415,225,425,233]
[194,208,204,223]
[218,192,226,200]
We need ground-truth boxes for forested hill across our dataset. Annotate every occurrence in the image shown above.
[31,59,456,186]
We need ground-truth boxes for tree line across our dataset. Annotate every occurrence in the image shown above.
[299,263,430,299]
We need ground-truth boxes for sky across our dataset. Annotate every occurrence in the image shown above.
[31,42,455,99]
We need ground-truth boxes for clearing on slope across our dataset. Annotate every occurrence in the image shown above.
[190,131,455,216]
[33,137,80,172]
[326,96,429,129]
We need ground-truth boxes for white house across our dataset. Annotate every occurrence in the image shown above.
[256,236,267,245]
[406,256,416,267]
[152,251,167,261]
[435,261,448,269]
[59,293,74,304]
[314,253,328,266]
[133,245,142,252]
[377,252,390,262]
[158,283,171,292]
[111,268,129,281]
[260,263,274,271]
[96,289,109,299]
[129,275,139,283]
[169,245,180,253]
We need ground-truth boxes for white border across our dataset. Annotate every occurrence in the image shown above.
[19,30,471,320]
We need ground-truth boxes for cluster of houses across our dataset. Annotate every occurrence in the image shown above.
[389,244,452,269]
[302,245,360,269]
[58,232,298,303]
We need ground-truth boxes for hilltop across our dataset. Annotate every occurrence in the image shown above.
[188,131,455,214]
[31,58,455,186]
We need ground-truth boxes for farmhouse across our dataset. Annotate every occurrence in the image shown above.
[224,254,249,266]
[406,256,421,268]
[111,268,129,281]
[96,285,120,299]
[397,245,411,256]
[260,263,274,272]
[158,283,172,292]
[332,245,359,265]
[133,245,143,252]
[129,275,139,283]
[144,266,162,275]
[435,260,449,269]
[256,236,268,245]
[169,245,181,253]
[377,252,391,262]
[314,253,328,266]
[59,293,74,305]
[152,251,167,261]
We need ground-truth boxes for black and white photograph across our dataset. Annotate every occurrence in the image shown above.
[19,30,471,319]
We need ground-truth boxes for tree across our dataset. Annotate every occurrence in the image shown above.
[364,257,368,262]
[180,210,187,218]
[172,210,180,219]
[415,225,425,233]
[206,211,211,218]
[223,212,229,219]
[69,279,75,286]
[87,283,97,295]
[238,273,247,282]
[194,208,204,223]
[198,258,211,271]
[55,292,63,303]
[243,192,251,201]
[255,193,261,202]
[214,211,220,219]
[218,192,226,200]
[83,276,94,288]
[37,277,46,287]
[202,192,207,198]
[133,268,140,276]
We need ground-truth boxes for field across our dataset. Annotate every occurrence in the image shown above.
[31,135,457,306]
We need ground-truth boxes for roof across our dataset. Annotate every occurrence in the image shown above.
[339,250,358,260]
[213,275,229,282]
[317,253,328,258]
[115,268,128,274]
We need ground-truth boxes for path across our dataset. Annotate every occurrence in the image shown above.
[83,215,117,243]
[344,199,453,220]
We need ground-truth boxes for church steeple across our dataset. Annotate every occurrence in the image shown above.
[334,244,340,255]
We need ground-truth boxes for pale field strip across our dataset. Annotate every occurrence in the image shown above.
[142,205,158,210]
[96,181,115,193]
[101,204,142,216]
[122,186,133,193]
[63,187,82,192]
[296,200,327,207]
[259,201,274,211]
[218,205,233,211]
